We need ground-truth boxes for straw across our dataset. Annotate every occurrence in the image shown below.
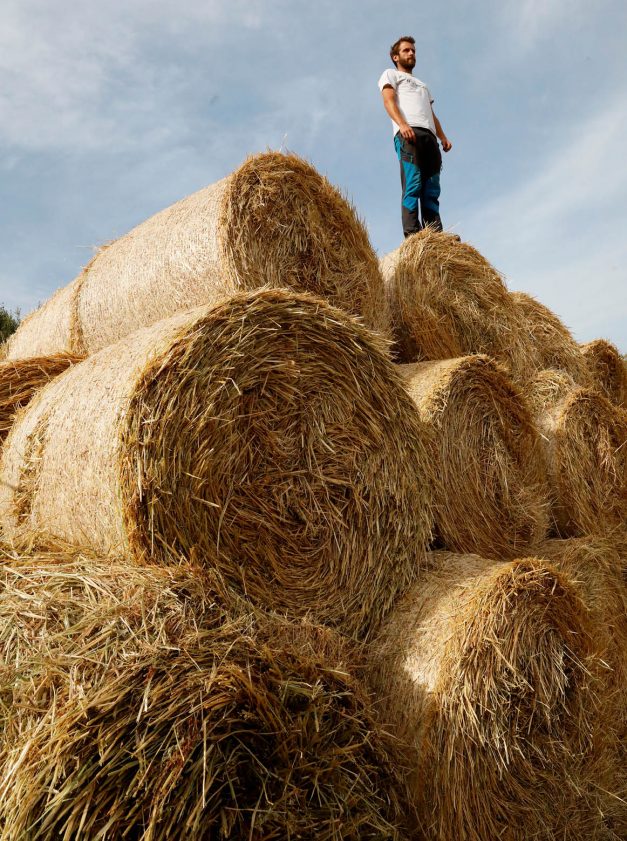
[0,289,433,639]
[537,536,627,837]
[381,229,536,379]
[0,353,83,443]
[5,153,389,361]
[399,355,548,557]
[511,291,590,385]
[0,550,416,840]
[581,339,627,408]
[529,369,627,536]
[367,551,602,840]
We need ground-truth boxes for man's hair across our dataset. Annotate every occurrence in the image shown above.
[390,36,415,67]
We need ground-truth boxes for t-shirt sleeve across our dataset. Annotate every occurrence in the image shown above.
[427,86,434,104]
[377,69,397,91]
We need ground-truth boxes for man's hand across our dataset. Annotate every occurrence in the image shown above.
[399,123,416,143]
[432,109,452,152]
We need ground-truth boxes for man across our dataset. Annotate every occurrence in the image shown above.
[378,36,452,238]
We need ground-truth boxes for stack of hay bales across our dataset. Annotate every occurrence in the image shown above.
[375,227,626,837]
[0,157,625,839]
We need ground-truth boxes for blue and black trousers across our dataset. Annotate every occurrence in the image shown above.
[394,127,443,237]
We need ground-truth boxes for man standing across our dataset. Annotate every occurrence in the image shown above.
[378,36,452,238]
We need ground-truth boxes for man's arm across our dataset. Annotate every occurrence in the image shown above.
[381,86,416,143]
[432,109,452,152]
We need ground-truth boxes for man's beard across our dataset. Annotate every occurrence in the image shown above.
[398,59,415,72]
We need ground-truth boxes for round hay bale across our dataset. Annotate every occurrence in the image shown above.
[0,289,432,639]
[0,353,83,443]
[529,369,627,537]
[5,276,83,360]
[380,229,536,377]
[510,291,590,384]
[536,537,627,706]
[383,265,461,363]
[5,152,388,362]
[0,553,416,840]
[367,551,601,841]
[580,338,627,408]
[399,355,548,558]
[536,536,627,838]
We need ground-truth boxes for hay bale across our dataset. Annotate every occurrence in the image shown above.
[0,552,416,840]
[536,537,627,708]
[399,355,548,558]
[381,229,535,377]
[580,339,627,408]
[510,291,590,384]
[0,353,83,443]
[4,277,83,360]
[529,369,627,537]
[367,551,602,840]
[6,152,388,361]
[536,536,627,838]
[0,289,432,639]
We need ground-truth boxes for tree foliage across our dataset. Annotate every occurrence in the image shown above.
[0,306,20,344]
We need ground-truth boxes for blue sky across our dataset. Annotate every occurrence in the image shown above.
[3,0,626,350]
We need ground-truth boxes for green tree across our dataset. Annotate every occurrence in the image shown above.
[0,305,20,343]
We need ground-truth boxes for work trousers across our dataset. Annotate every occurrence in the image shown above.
[394,127,443,237]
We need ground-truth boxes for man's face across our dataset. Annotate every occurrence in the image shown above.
[395,41,416,71]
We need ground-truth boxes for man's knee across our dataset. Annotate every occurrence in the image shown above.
[422,173,441,212]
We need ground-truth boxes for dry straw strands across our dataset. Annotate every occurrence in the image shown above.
[580,339,627,408]
[381,229,534,377]
[536,536,627,838]
[399,355,548,558]
[3,278,82,360]
[529,369,627,537]
[368,551,601,841]
[0,353,83,443]
[0,290,432,639]
[510,290,590,384]
[6,152,388,361]
[0,553,415,840]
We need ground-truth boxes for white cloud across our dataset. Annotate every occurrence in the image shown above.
[499,0,589,48]
[460,93,627,347]
[468,95,627,248]
[0,0,274,151]
[507,237,627,346]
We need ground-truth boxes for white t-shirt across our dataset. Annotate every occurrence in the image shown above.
[377,68,436,137]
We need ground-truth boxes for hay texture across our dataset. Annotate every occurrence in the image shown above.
[399,356,548,558]
[536,536,627,837]
[529,369,627,537]
[5,152,388,361]
[0,290,432,639]
[368,551,601,841]
[381,229,534,377]
[3,277,83,360]
[0,552,415,840]
[0,353,83,443]
[581,339,627,408]
[510,291,590,384]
